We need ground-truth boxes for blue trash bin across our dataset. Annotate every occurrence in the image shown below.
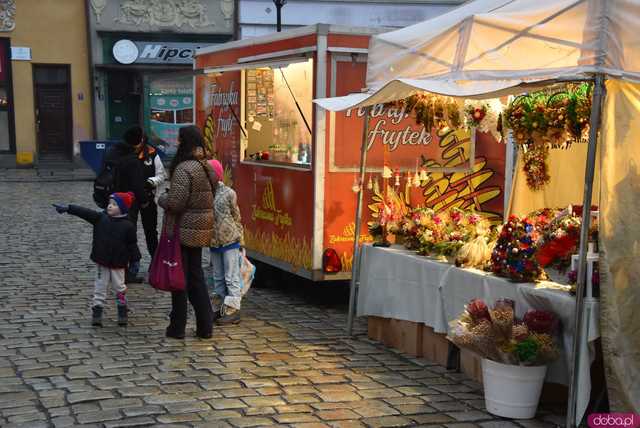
[79,141,118,175]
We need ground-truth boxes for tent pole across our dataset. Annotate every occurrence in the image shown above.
[566,73,605,428]
[347,106,371,336]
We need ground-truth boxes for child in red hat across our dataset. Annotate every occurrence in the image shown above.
[53,192,141,327]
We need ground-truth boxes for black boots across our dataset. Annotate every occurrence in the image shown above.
[92,306,103,327]
[92,305,128,326]
[117,305,128,326]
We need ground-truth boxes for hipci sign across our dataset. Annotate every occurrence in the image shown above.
[588,414,640,428]
[112,40,211,65]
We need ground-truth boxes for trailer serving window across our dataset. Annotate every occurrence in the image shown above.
[242,59,313,167]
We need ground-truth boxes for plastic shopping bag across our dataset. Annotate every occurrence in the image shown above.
[239,248,256,296]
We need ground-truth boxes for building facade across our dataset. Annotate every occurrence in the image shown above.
[87,0,235,156]
[0,0,93,168]
[238,0,465,38]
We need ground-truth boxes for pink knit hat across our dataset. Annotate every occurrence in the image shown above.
[208,159,224,180]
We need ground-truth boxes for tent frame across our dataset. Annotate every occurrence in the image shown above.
[345,73,606,428]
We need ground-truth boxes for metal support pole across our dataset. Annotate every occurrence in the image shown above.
[566,73,605,428]
[273,0,286,32]
[347,106,371,335]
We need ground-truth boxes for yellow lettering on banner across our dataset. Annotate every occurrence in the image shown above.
[252,179,293,229]
[262,180,276,211]
[328,222,374,245]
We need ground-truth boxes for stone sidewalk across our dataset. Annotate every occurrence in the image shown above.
[0,181,565,428]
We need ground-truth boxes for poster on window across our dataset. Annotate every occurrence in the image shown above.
[147,76,193,156]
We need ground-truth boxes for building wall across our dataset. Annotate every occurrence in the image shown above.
[239,0,465,38]
[3,0,92,167]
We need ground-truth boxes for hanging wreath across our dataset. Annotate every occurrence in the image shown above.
[522,145,550,191]
[504,83,592,148]
[503,83,592,191]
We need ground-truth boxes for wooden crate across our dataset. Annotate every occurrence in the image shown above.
[368,317,424,357]
[421,326,450,367]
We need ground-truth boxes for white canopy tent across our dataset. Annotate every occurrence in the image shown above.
[316,0,640,110]
[313,1,640,426]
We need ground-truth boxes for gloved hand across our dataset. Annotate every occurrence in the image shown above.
[52,204,68,214]
[146,178,156,188]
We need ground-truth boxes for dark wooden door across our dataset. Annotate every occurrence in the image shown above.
[34,65,72,157]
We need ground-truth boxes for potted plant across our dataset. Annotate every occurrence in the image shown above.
[448,299,559,419]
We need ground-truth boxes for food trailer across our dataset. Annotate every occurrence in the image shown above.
[194,24,507,281]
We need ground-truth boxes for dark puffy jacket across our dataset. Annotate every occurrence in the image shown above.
[68,205,141,268]
[103,142,148,207]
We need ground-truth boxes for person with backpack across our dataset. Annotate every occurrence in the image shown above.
[93,127,149,282]
[127,127,166,259]
[158,126,217,339]
[52,192,140,327]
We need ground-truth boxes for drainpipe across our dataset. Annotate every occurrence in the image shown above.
[84,0,97,140]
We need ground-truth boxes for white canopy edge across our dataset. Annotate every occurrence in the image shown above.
[314,69,640,112]
[313,77,550,112]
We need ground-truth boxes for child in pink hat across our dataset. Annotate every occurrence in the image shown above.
[207,159,244,324]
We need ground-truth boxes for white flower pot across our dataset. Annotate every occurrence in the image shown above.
[481,358,547,419]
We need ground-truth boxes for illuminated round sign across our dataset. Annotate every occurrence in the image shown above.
[112,40,139,65]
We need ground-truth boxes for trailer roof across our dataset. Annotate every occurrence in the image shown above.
[195,24,388,57]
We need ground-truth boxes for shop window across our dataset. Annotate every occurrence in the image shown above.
[151,109,174,124]
[176,108,193,124]
[243,59,313,166]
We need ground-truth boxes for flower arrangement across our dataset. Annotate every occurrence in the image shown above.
[535,207,582,270]
[490,215,546,282]
[411,208,493,259]
[462,100,502,141]
[449,299,560,366]
[465,102,488,127]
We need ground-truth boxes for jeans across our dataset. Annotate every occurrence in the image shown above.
[209,247,242,310]
[167,246,214,337]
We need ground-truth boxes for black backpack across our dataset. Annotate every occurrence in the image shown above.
[93,159,119,208]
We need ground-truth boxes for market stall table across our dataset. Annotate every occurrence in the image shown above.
[357,244,600,418]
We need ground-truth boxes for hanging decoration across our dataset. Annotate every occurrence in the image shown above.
[522,145,551,190]
[462,99,502,141]
[503,83,593,191]
[388,94,462,137]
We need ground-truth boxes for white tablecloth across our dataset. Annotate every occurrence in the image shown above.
[357,244,600,423]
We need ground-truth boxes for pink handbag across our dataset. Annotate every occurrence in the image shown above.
[149,217,185,292]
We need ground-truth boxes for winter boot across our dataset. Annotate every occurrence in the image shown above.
[91,306,103,327]
[117,305,128,326]
[211,294,223,322]
[217,305,241,325]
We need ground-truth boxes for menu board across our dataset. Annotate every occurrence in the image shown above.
[246,69,274,121]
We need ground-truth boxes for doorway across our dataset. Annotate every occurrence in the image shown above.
[107,71,141,140]
[33,65,73,159]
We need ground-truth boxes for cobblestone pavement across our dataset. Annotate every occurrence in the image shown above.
[0,181,565,428]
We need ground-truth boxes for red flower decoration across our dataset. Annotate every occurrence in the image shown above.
[523,309,558,334]
[467,299,491,324]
